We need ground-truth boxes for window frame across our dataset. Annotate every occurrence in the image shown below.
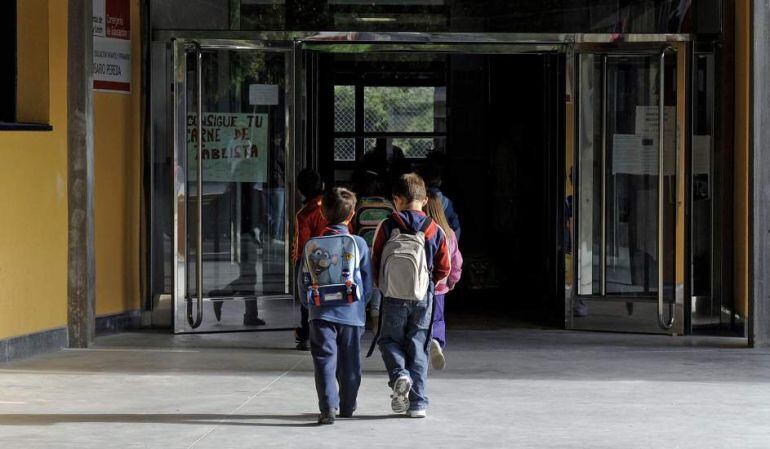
[332,79,447,165]
[0,0,17,125]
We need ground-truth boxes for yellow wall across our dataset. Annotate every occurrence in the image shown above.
[0,1,68,340]
[735,0,750,319]
[93,0,142,316]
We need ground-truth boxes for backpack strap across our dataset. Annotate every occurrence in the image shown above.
[304,247,322,307]
[425,283,436,352]
[366,288,435,358]
[366,310,383,358]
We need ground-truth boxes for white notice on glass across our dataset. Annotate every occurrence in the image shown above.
[692,135,711,175]
[635,105,676,138]
[249,84,279,106]
[612,134,677,176]
[612,134,655,176]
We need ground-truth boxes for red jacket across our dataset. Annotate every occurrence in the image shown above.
[292,196,327,263]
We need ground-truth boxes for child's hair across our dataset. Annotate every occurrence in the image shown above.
[392,173,426,203]
[322,187,357,224]
[297,168,323,198]
[425,191,455,241]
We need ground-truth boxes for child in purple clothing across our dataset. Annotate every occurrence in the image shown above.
[424,190,463,370]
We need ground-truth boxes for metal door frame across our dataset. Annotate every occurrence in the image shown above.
[157,31,694,334]
[565,41,690,335]
[171,38,297,334]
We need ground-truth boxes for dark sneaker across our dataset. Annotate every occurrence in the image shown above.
[243,314,266,326]
[318,410,336,425]
[338,409,355,418]
[296,340,310,351]
[625,302,634,316]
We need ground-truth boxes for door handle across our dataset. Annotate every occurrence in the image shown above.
[657,46,675,331]
[187,43,204,329]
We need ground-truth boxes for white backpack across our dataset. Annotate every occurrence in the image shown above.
[379,218,432,301]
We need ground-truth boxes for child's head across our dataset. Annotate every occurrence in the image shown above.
[357,170,385,197]
[322,187,357,225]
[424,191,454,240]
[419,161,442,189]
[297,169,323,199]
[392,173,427,212]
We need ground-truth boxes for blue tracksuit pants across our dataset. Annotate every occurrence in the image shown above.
[309,319,364,413]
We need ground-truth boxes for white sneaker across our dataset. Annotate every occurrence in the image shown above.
[407,409,427,418]
[390,376,412,414]
[430,339,446,370]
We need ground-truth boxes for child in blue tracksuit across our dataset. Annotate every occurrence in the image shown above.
[297,187,374,425]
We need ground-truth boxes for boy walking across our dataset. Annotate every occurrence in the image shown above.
[370,173,451,418]
[292,169,327,350]
[298,187,373,425]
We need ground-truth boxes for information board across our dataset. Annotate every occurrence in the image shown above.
[93,0,131,93]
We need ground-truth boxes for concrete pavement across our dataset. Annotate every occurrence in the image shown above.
[0,329,769,448]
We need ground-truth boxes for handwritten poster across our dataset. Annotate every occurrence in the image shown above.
[186,113,269,183]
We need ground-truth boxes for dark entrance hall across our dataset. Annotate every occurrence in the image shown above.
[311,50,565,327]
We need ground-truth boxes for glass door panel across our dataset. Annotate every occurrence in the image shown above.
[173,41,295,333]
[569,44,685,334]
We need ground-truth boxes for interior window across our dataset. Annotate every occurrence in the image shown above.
[363,86,435,133]
[332,83,446,162]
[0,0,17,123]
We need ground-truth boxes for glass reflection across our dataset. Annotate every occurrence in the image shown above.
[577,52,677,298]
[185,49,289,329]
[576,54,603,296]
[151,0,698,34]
[605,56,662,295]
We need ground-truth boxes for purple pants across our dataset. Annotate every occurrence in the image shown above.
[432,294,446,348]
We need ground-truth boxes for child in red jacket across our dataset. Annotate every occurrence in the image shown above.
[292,169,327,350]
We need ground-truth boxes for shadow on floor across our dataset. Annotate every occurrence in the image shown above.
[0,413,399,427]
[1,329,765,384]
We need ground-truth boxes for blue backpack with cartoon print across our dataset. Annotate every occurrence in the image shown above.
[302,233,360,307]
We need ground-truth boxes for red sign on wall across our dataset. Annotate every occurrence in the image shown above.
[93,0,131,93]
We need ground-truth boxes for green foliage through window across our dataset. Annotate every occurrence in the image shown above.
[364,86,435,133]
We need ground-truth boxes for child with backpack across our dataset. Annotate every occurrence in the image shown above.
[421,155,461,241]
[353,169,395,248]
[369,173,451,418]
[297,187,374,425]
[292,169,327,351]
[424,190,463,370]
